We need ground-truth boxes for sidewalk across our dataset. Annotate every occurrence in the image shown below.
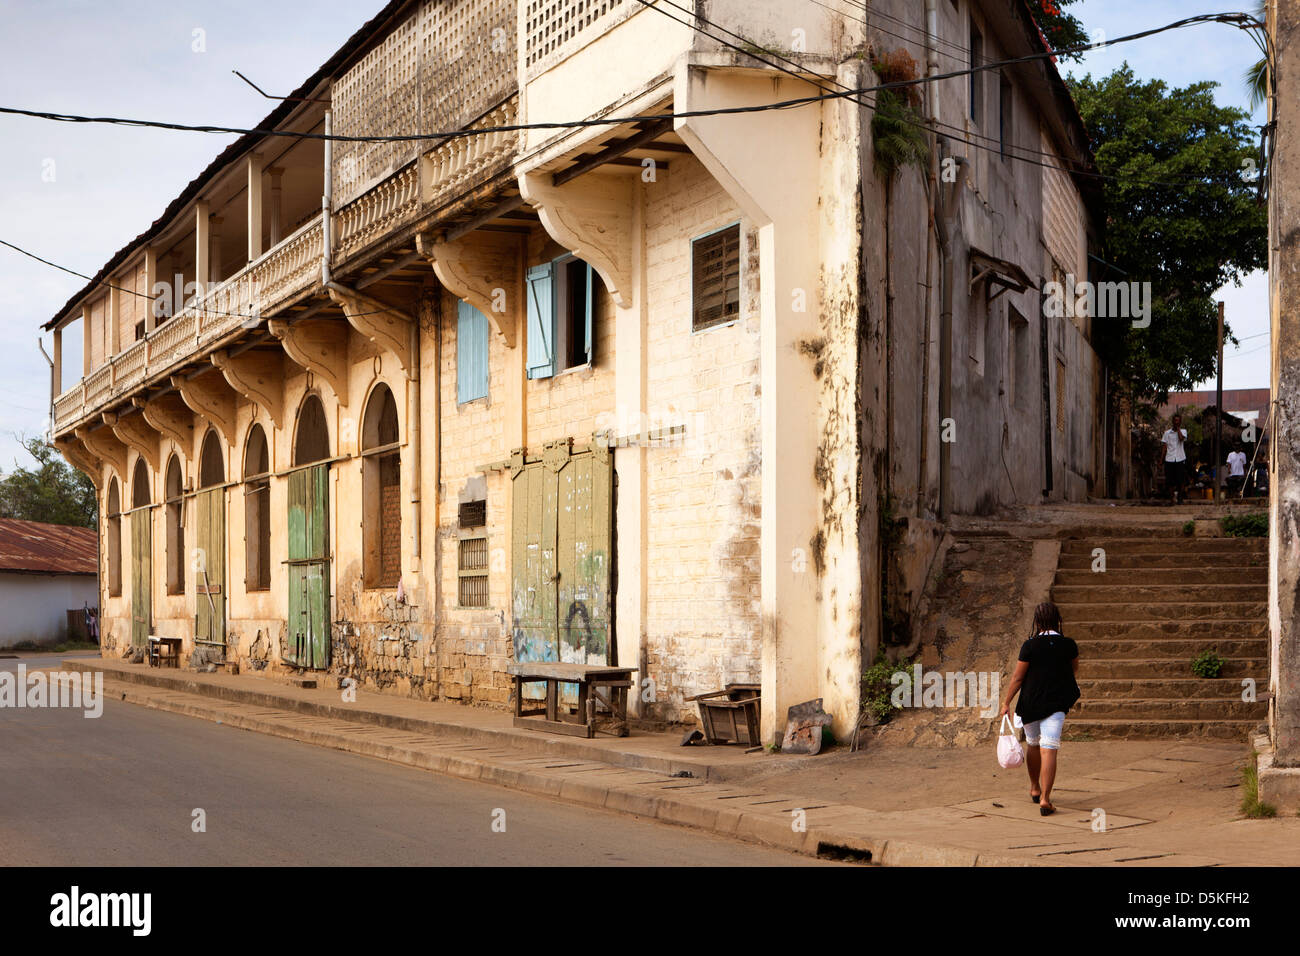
[62,656,1300,866]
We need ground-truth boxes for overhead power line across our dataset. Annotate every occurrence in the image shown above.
[0,12,1263,147]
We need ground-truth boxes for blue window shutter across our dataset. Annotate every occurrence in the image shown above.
[457,300,489,403]
[583,263,594,365]
[526,263,555,379]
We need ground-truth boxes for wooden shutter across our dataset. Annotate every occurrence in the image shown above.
[582,262,594,365]
[692,224,741,331]
[526,263,555,379]
[456,299,489,403]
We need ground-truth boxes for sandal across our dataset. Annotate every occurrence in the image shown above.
[1039,802,1056,816]
[1030,791,1041,804]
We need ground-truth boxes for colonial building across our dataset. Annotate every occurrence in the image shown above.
[43,0,1102,740]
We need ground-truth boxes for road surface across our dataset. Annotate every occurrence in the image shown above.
[0,659,829,866]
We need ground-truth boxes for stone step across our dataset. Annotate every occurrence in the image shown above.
[1076,657,1267,679]
[1064,718,1262,741]
[1059,537,1266,555]
[1052,584,1267,604]
[1077,677,1267,700]
[1073,637,1266,659]
[1059,601,1265,622]
[1057,552,1266,570]
[1053,567,1266,586]
[1066,619,1266,641]
[1073,697,1268,721]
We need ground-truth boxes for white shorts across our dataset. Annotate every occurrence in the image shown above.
[1022,711,1066,750]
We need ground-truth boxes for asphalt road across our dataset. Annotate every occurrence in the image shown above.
[0,664,827,866]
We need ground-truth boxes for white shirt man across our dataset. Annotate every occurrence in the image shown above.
[1228,450,1247,477]
[1161,424,1187,462]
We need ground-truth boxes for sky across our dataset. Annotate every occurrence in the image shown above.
[0,0,1272,474]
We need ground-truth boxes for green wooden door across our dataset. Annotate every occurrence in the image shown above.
[130,509,151,647]
[195,487,225,649]
[510,440,612,669]
[287,464,330,669]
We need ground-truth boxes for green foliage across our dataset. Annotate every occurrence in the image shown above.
[1067,66,1268,402]
[1191,648,1224,679]
[1181,520,1195,536]
[1240,756,1278,818]
[871,88,928,179]
[0,436,97,529]
[1246,1,1269,109]
[1028,0,1089,61]
[861,655,913,723]
[1221,512,1268,537]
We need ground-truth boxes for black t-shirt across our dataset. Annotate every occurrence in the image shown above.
[1015,632,1081,724]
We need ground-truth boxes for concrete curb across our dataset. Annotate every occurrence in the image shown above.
[84,667,1041,867]
[63,659,737,780]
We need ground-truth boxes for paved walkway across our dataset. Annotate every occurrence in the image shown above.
[56,656,1300,866]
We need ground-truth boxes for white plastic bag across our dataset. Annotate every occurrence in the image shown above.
[997,714,1024,768]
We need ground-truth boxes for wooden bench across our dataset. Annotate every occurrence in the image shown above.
[507,663,635,738]
[147,636,183,669]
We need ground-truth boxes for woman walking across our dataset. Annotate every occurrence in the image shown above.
[999,602,1081,816]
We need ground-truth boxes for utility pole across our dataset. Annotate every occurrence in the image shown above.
[1215,299,1224,501]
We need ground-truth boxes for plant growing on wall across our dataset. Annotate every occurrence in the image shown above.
[870,49,928,179]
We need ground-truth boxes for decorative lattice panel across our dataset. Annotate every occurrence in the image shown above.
[523,0,630,74]
[332,0,516,208]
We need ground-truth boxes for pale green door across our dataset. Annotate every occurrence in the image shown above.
[287,464,330,668]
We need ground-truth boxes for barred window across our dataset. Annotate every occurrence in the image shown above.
[458,535,489,608]
[691,223,741,331]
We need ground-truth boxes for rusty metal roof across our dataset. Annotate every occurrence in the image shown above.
[0,519,97,575]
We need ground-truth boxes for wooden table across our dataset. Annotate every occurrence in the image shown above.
[507,663,635,738]
[147,636,182,668]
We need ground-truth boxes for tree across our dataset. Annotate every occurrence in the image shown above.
[0,436,98,529]
[1245,1,1269,109]
[1029,0,1089,60]
[1068,64,1268,401]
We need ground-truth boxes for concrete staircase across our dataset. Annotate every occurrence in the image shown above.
[1051,535,1269,740]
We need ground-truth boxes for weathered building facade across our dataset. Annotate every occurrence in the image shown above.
[44,0,1102,740]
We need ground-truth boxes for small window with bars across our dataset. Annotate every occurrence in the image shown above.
[458,536,489,608]
[691,223,741,332]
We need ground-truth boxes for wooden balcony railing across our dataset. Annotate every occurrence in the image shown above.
[52,211,323,435]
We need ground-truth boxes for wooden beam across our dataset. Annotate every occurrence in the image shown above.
[326,286,413,372]
[424,232,523,348]
[54,436,102,490]
[103,409,159,472]
[171,369,237,446]
[268,317,350,405]
[136,393,194,450]
[212,348,285,428]
[75,425,128,482]
[552,119,673,187]
[444,194,525,243]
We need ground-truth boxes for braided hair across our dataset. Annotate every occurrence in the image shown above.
[1031,601,1062,638]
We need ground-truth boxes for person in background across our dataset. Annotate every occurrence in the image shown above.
[1162,414,1188,503]
[1227,447,1248,496]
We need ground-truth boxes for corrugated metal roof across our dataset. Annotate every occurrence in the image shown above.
[0,519,98,575]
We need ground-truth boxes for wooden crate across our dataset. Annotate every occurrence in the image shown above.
[687,684,761,745]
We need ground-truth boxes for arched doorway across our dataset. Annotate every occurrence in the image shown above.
[195,430,227,654]
[243,425,271,592]
[361,384,400,588]
[130,458,152,647]
[287,394,331,668]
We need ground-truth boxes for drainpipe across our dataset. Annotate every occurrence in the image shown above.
[38,337,55,440]
[918,0,940,515]
[937,152,968,520]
